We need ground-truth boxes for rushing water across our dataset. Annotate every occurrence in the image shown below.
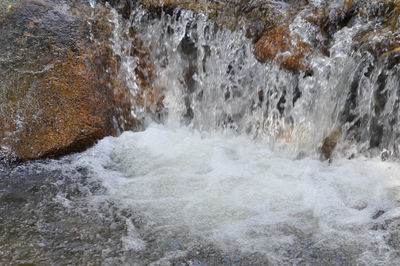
[2,0,400,264]
[62,123,400,264]
[2,124,400,264]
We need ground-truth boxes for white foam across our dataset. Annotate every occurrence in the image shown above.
[75,124,400,263]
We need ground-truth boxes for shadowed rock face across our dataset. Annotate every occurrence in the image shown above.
[0,0,136,161]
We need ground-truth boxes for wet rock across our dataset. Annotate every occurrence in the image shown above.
[142,0,292,36]
[100,0,134,19]
[321,129,342,160]
[346,1,400,156]
[354,0,400,59]
[139,1,314,72]
[0,0,135,161]
[128,27,164,112]
[137,0,399,73]
[373,210,385,219]
[320,0,360,37]
[254,27,311,73]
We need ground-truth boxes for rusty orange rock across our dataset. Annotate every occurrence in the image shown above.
[0,1,135,162]
[254,27,310,73]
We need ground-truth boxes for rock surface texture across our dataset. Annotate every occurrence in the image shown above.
[0,0,135,161]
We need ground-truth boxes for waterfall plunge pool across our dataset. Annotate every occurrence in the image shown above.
[39,123,400,265]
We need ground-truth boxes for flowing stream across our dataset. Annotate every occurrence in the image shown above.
[2,0,400,265]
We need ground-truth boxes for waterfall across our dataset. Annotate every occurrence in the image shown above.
[110,1,399,160]
[2,1,400,264]
[62,1,400,264]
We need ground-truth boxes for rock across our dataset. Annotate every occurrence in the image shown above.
[141,0,293,36]
[254,27,310,73]
[321,129,342,160]
[372,210,385,220]
[99,0,134,19]
[0,0,135,161]
[353,0,400,59]
[139,1,314,72]
[128,27,164,111]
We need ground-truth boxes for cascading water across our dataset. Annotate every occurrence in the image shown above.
[54,1,400,264]
[111,1,399,160]
[2,0,400,265]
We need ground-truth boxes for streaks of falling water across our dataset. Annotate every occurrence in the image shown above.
[110,2,399,160]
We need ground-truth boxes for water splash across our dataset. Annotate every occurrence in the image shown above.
[71,123,400,264]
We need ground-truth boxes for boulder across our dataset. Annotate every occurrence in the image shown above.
[0,0,135,161]
[254,27,310,73]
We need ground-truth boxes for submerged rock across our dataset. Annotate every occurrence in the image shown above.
[0,0,135,161]
[321,129,342,160]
